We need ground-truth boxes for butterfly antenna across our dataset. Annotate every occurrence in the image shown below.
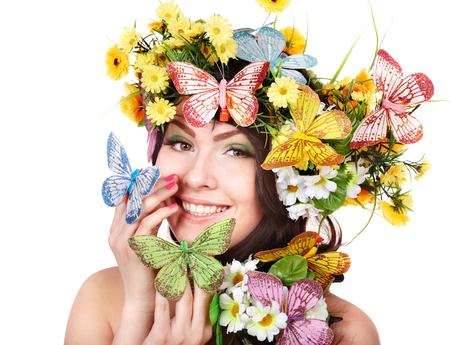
[215,60,225,80]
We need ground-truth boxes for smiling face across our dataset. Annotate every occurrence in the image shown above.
[155,116,264,247]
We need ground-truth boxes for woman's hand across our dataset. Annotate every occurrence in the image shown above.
[109,174,179,344]
[143,281,214,345]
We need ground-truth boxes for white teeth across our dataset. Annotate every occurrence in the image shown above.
[181,202,227,216]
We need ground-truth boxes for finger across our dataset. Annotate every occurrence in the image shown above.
[135,203,178,236]
[152,290,172,332]
[140,179,179,216]
[191,280,215,331]
[173,279,194,331]
[110,194,127,234]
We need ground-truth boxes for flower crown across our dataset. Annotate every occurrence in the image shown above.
[105,1,433,235]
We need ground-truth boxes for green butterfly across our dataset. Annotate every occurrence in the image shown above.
[128,218,236,301]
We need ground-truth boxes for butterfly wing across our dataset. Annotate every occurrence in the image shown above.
[305,110,352,140]
[135,166,160,196]
[233,31,267,62]
[226,61,269,126]
[246,270,284,309]
[102,175,131,207]
[107,132,133,176]
[261,138,304,169]
[286,279,322,317]
[125,182,143,224]
[166,61,220,128]
[305,140,346,167]
[388,109,424,144]
[389,72,434,105]
[307,252,351,290]
[279,68,307,84]
[350,107,388,148]
[277,319,334,345]
[128,235,187,300]
[189,252,225,293]
[291,84,321,133]
[281,54,318,70]
[373,49,403,98]
[256,27,286,62]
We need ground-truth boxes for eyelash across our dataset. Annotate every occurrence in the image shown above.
[163,138,253,158]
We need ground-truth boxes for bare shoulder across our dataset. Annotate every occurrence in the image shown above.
[64,267,124,345]
[325,292,380,345]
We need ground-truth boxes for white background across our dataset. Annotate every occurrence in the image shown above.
[1,0,448,343]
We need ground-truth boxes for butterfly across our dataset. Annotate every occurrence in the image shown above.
[246,271,334,345]
[261,83,352,170]
[254,231,351,290]
[102,132,160,224]
[350,49,434,148]
[233,26,318,84]
[166,61,269,128]
[128,218,236,301]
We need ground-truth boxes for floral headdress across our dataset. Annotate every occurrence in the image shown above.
[105,1,434,343]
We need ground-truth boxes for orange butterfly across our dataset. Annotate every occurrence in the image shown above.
[254,231,351,290]
[261,84,352,170]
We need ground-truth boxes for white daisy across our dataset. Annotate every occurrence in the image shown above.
[286,202,323,220]
[246,301,287,342]
[303,166,338,199]
[219,289,249,333]
[305,296,329,321]
[220,256,258,295]
[346,159,369,198]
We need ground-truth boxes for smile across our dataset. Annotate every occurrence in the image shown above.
[181,201,228,216]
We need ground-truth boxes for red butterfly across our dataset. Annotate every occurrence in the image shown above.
[350,49,434,148]
[166,61,269,128]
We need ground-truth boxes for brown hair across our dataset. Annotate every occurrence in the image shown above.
[150,59,342,264]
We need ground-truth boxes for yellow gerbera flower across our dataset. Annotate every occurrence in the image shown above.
[141,65,169,93]
[155,2,183,21]
[256,0,291,13]
[380,164,408,186]
[279,27,306,55]
[190,22,205,38]
[398,193,413,211]
[151,45,169,66]
[167,16,193,38]
[414,157,432,180]
[147,19,164,32]
[147,98,176,125]
[118,27,141,53]
[105,45,130,81]
[214,39,238,65]
[119,83,145,124]
[205,14,233,47]
[267,77,300,108]
[355,68,376,94]
[134,53,155,71]
[379,200,410,226]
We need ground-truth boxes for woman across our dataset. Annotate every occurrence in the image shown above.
[64,91,380,344]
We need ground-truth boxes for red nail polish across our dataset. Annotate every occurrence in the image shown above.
[165,182,176,190]
[164,174,176,181]
[169,203,178,209]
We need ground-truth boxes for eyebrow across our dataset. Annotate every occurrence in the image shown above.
[213,130,242,142]
[171,120,196,138]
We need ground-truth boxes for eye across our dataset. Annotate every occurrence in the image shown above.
[174,141,192,152]
[225,146,251,158]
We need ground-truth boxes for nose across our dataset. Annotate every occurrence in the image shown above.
[181,150,218,190]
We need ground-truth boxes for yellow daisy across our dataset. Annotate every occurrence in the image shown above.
[414,157,432,180]
[167,15,193,38]
[267,77,300,108]
[380,164,408,186]
[279,27,306,55]
[214,39,238,65]
[147,19,164,32]
[255,0,291,13]
[134,53,155,71]
[151,45,169,66]
[119,83,145,124]
[141,65,169,93]
[379,200,410,226]
[155,2,183,21]
[118,27,141,53]
[190,21,205,38]
[205,14,233,47]
[105,45,130,81]
[355,68,376,94]
[147,98,176,125]
[398,193,413,212]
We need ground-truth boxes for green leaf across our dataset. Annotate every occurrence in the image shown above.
[216,319,223,345]
[268,255,309,287]
[314,170,347,212]
[209,293,220,326]
[306,271,317,280]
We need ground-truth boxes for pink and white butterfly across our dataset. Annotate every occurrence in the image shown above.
[246,271,334,345]
[350,49,434,148]
[166,61,269,128]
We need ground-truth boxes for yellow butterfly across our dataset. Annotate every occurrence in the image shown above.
[254,231,351,290]
[262,84,352,170]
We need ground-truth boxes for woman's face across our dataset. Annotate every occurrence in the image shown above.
[155,114,264,247]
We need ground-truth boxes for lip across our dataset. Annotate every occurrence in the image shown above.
[175,196,231,223]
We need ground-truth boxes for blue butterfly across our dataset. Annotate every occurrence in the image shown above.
[233,27,318,84]
[102,132,160,224]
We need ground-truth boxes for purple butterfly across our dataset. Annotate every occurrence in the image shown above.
[246,271,334,345]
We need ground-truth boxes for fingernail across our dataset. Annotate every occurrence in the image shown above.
[164,174,176,181]
[169,203,178,209]
[165,182,176,190]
